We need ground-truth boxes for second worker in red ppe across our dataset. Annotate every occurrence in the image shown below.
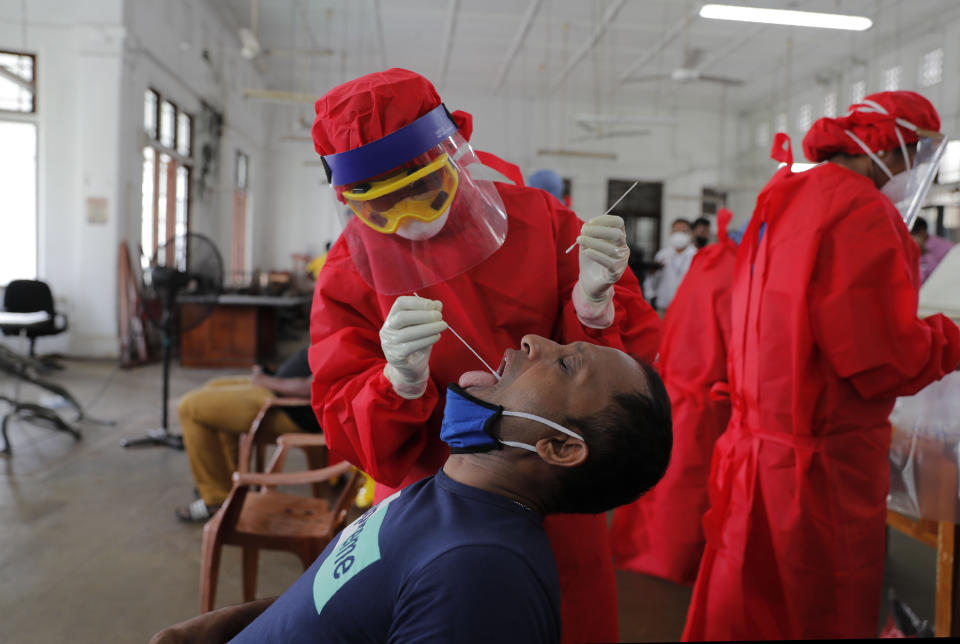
[307,68,662,644]
[609,207,738,585]
[683,91,960,641]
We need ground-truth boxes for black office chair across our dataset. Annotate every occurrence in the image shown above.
[0,279,69,358]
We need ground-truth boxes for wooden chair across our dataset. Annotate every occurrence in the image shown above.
[200,432,362,612]
[237,396,333,498]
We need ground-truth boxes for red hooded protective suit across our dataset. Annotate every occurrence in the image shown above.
[309,69,662,644]
[609,208,737,585]
[684,92,960,641]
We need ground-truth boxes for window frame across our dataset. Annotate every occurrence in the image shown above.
[141,88,194,271]
[0,49,37,115]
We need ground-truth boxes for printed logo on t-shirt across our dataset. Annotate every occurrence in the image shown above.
[313,491,399,615]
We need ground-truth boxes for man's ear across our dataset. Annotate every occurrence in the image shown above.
[535,436,587,467]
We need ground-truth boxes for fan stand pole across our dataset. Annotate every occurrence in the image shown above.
[122,289,184,450]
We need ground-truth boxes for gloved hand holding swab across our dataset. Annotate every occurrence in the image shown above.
[413,292,502,383]
[565,180,640,254]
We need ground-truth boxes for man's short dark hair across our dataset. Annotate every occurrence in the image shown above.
[554,361,672,514]
[672,218,691,228]
[693,217,710,229]
[912,216,928,234]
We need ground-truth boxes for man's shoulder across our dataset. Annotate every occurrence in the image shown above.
[411,542,559,599]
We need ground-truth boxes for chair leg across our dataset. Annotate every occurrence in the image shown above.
[1,411,13,455]
[242,547,259,603]
[305,448,327,498]
[200,521,224,613]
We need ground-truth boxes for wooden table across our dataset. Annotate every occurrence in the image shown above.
[886,509,960,636]
[179,294,311,368]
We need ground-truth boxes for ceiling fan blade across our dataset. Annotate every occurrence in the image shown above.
[263,48,336,57]
[596,129,651,139]
[576,121,597,133]
[622,74,671,84]
[698,75,744,86]
[682,47,705,69]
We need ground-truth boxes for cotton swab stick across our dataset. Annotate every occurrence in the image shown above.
[413,292,501,381]
[565,180,641,254]
[445,323,502,382]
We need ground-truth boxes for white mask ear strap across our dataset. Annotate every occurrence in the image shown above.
[499,440,538,452]
[894,127,911,171]
[845,130,894,180]
[859,99,888,115]
[501,410,585,442]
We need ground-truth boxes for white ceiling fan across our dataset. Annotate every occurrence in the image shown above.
[570,113,676,141]
[238,0,334,61]
[624,47,743,87]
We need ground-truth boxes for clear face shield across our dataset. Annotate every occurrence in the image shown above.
[895,131,948,231]
[322,105,509,295]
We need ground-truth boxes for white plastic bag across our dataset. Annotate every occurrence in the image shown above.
[887,371,960,522]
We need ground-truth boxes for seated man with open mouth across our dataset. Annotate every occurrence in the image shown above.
[157,334,672,644]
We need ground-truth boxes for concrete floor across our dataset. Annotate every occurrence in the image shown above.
[0,356,939,642]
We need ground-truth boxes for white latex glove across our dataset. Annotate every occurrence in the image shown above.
[573,214,629,328]
[379,296,447,399]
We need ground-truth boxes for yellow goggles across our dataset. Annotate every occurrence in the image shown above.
[343,154,459,234]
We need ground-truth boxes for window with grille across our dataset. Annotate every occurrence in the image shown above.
[231,150,249,285]
[797,104,812,133]
[774,112,787,134]
[756,122,770,148]
[0,50,35,113]
[823,92,837,117]
[919,49,943,87]
[883,66,901,91]
[851,80,866,104]
[141,89,193,271]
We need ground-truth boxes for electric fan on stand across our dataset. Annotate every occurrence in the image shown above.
[123,233,224,449]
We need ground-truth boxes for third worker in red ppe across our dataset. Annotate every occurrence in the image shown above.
[609,207,738,586]
[307,68,662,644]
[683,91,960,640]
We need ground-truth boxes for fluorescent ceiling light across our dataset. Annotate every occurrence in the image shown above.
[699,4,872,31]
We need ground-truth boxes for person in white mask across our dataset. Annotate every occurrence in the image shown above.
[643,218,698,312]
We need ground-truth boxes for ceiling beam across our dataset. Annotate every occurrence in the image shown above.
[494,0,543,90]
[550,0,626,93]
[439,0,461,86]
[618,7,698,83]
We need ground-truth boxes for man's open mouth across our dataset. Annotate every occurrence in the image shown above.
[458,351,509,390]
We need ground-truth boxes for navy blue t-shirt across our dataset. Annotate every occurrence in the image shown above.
[232,470,561,643]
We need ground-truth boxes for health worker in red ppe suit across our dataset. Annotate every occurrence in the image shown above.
[683,91,960,641]
[307,69,662,644]
[609,208,738,586]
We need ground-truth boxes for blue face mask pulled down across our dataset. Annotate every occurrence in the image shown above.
[440,384,584,454]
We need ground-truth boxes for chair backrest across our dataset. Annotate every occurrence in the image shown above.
[3,280,55,315]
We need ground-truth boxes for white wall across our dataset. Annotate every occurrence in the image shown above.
[254,131,340,271]
[0,0,271,357]
[0,0,126,356]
